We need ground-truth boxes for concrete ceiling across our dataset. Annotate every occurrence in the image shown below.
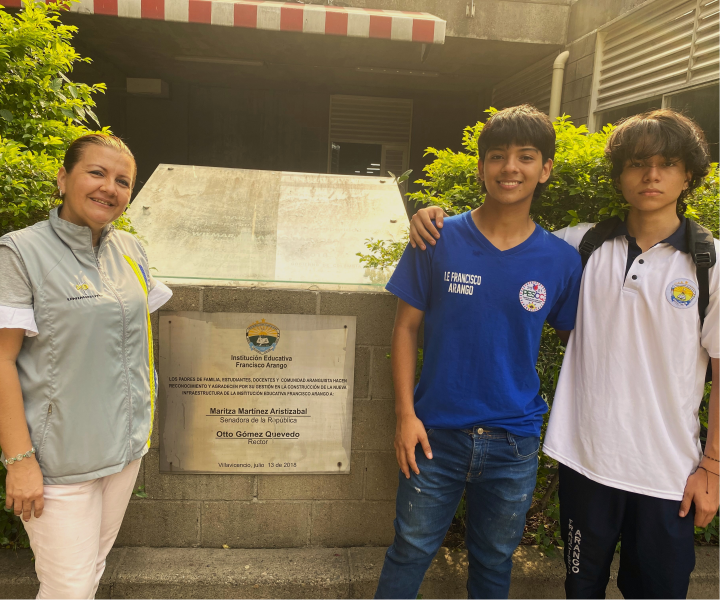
[65,14,562,95]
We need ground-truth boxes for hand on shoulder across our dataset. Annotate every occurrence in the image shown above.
[410,206,447,250]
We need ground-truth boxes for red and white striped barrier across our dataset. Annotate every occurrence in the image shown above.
[3,0,445,44]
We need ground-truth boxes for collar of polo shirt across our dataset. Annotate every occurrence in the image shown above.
[612,217,688,277]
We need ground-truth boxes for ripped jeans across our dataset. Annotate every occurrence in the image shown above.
[375,427,539,599]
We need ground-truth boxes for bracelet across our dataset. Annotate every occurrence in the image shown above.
[697,466,720,495]
[2,447,35,467]
[703,453,719,463]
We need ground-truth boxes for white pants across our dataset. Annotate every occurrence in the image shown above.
[23,459,141,599]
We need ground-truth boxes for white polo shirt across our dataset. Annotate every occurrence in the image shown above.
[545,219,719,501]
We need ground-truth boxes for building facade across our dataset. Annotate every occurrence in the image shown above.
[6,0,717,197]
[494,0,719,160]
[6,0,575,202]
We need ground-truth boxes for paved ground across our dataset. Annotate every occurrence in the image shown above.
[1,546,718,598]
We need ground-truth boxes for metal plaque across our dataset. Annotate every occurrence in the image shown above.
[159,312,356,474]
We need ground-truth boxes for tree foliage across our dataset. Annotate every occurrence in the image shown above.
[359,109,720,553]
[0,1,130,238]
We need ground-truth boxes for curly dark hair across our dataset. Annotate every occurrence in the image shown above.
[477,105,555,200]
[605,109,710,215]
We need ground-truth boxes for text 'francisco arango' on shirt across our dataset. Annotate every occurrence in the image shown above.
[386,211,583,438]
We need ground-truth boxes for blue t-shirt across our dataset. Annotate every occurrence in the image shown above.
[386,211,582,437]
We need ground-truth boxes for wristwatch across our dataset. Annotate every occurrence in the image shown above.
[2,447,35,467]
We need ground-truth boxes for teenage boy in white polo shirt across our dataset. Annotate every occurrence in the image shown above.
[546,110,718,599]
[409,109,718,599]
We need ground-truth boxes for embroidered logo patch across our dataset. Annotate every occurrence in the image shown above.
[66,278,101,302]
[519,281,547,312]
[665,279,698,309]
[246,319,280,354]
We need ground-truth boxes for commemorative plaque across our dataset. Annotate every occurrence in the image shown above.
[159,312,356,474]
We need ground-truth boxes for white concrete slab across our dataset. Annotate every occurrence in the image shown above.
[127,165,408,289]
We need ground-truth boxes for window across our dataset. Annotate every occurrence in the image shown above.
[330,142,382,176]
[595,97,663,131]
[593,0,699,113]
[590,0,719,142]
[593,82,719,161]
[666,83,719,161]
[328,95,412,177]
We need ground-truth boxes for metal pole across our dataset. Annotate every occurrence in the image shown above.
[549,51,570,120]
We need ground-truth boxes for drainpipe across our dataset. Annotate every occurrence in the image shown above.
[549,51,570,121]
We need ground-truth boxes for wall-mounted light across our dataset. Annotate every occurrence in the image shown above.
[126,78,169,97]
[356,67,439,78]
[175,56,265,67]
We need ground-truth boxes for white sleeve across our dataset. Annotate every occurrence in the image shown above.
[0,305,38,337]
[701,239,720,359]
[552,223,597,251]
[148,280,173,313]
[135,241,172,312]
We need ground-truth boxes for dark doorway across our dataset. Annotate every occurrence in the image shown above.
[330,142,383,176]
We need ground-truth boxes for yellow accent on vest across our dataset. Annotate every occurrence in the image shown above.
[123,255,155,448]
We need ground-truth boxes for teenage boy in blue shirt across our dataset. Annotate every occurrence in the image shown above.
[411,109,719,599]
[375,105,583,599]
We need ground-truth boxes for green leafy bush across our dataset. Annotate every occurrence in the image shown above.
[0,1,137,238]
[686,163,720,238]
[0,0,108,237]
[360,109,720,554]
[0,138,60,235]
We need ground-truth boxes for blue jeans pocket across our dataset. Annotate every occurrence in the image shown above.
[507,433,540,459]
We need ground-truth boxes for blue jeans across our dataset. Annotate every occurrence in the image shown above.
[375,427,539,599]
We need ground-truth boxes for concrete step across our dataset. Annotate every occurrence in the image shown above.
[2,546,718,599]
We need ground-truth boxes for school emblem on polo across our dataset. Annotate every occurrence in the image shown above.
[519,281,546,312]
[665,279,698,309]
[246,319,280,353]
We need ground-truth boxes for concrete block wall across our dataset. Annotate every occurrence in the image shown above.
[559,33,597,128]
[117,285,400,549]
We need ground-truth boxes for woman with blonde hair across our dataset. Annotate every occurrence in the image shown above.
[0,134,172,598]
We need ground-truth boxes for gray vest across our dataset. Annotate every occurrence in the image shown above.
[1,208,154,484]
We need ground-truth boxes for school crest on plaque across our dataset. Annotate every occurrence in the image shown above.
[246,319,280,353]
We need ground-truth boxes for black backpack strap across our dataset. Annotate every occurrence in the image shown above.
[578,216,622,269]
[686,219,716,384]
[686,219,716,327]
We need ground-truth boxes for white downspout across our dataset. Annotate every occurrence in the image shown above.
[549,51,570,120]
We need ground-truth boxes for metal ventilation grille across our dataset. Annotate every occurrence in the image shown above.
[329,95,413,146]
[382,146,407,177]
[690,0,720,83]
[596,0,718,111]
[491,53,555,114]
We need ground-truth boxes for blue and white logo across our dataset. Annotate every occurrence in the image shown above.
[665,279,698,309]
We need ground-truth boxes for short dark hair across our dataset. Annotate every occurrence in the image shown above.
[605,109,710,215]
[477,105,556,199]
